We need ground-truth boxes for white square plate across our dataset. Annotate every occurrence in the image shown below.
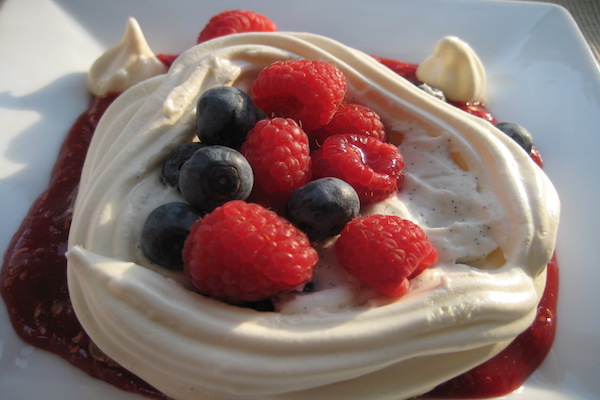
[1,0,599,399]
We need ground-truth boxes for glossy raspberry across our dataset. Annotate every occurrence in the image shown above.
[241,117,312,208]
[335,215,438,297]
[197,10,277,43]
[251,59,347,131]
[182,201,318,303]
[311,134,404,203]
[309,103,387,148]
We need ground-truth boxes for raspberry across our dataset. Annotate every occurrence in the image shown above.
[251,60,347,131]
[241,118,312,208]
[197,10,277,43]
[309,103,387,149]
[335,215,438,297]
[182,201,318,303]
[311,134,404,203]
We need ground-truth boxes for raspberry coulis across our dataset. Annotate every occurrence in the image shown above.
[0,93,165,400]
[425,254,558,398]
[0,57,557,399]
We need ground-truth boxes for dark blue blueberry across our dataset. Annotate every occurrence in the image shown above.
[241,299,275,312]
[196,86,265,149]
[494,122,534,153]
[179,145,253,212]
[301,281,316,293]
[284,177,360,241]
[141,202,202,270]
[161,142,207,188]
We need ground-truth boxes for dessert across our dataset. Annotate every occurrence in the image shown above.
[1,9,560,400]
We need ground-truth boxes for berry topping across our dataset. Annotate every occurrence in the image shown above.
[196,86,265,149]
[284,177,360,241]
[161,142,207,188]
[335,215,438,297]
[179,145,254,212]
[197,10,277,43]
[141,202,203,270]
[309,103,387,149]
[251,59,347,131]
[241,117,312,207]
[494,122,534,153]
[182,200,319,303]
[311,134,405,203]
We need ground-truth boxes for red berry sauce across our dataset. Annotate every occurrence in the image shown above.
[0,93,166,399]
[425,253,558,398]
[0,55,557,399]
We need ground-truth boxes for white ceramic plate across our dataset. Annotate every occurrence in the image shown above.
[1,0,599,399]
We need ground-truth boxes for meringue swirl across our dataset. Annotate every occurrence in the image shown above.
[67,30,559,400]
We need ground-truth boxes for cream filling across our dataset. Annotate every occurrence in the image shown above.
[67,31,560,400]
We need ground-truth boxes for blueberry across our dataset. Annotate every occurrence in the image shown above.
[416,83,446,102]
[242,299,275,312]
[196,86,265,149]
[161,142,207,188]
[179,145,253,212]
[285,177,360,241]
[494,122,534,153]
[141,202,202,270]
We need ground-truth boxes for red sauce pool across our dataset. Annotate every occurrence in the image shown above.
[425,254,558,398]
[0,93,166,400]
[1,58,557,399]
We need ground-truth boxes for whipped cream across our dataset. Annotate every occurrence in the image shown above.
[87,17,167,96]
[416,36,487,102]
[67,22,560,400]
